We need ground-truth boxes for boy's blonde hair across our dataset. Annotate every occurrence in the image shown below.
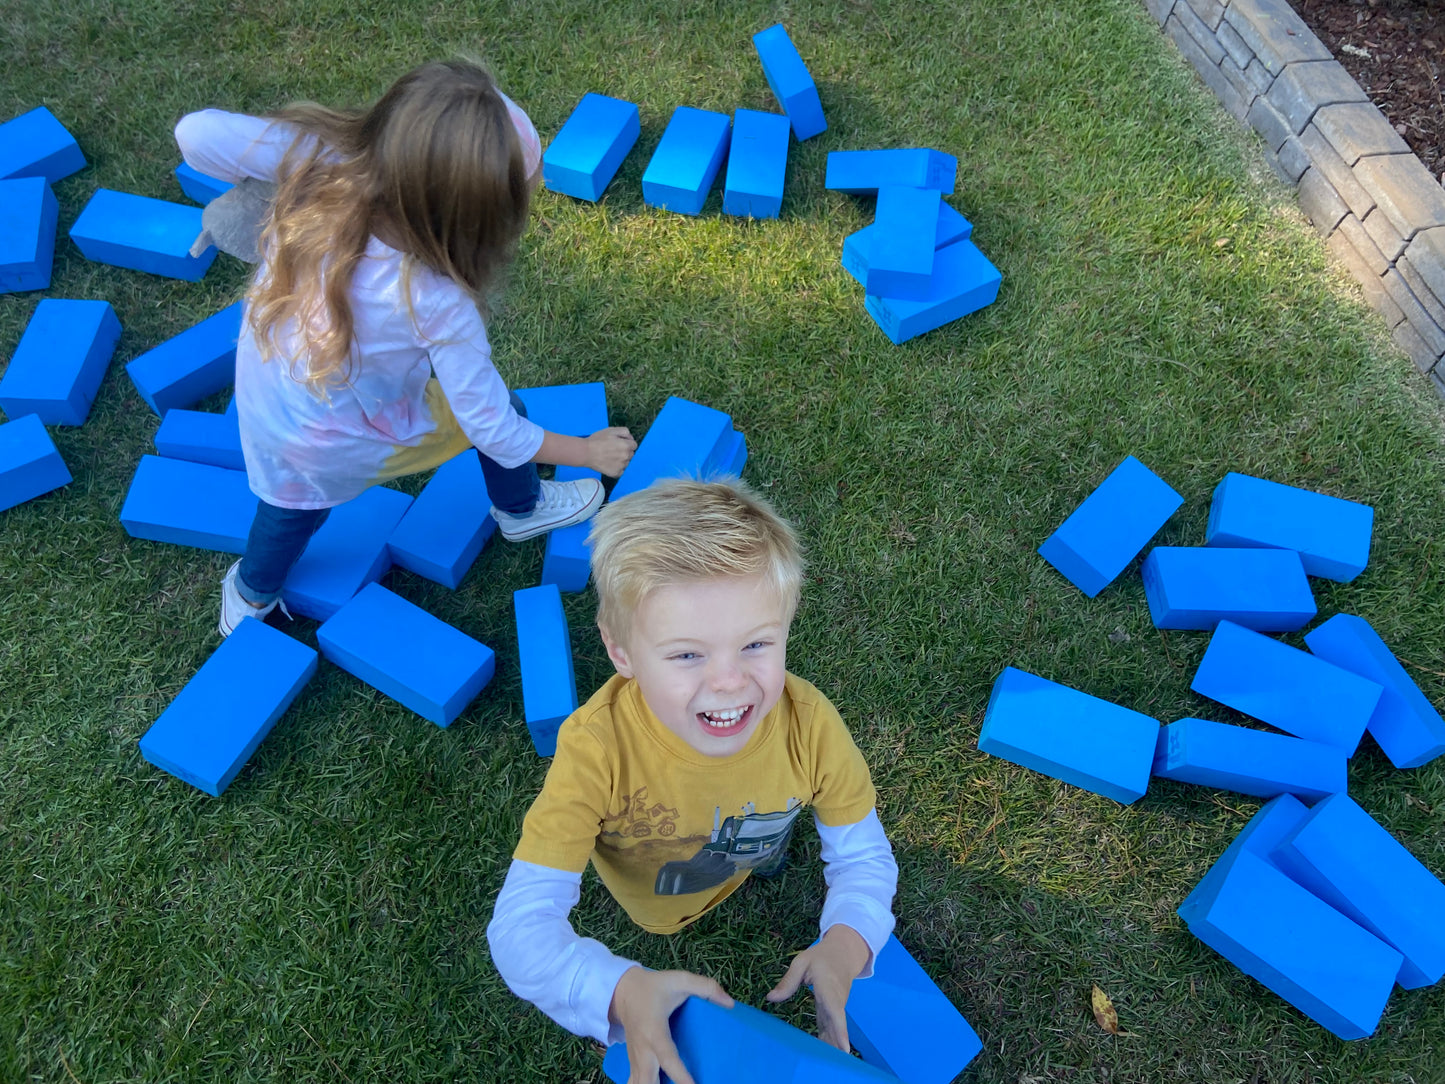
[248,59,531,390]
[588,477,804,639]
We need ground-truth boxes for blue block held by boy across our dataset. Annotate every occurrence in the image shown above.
[825,148,957,196]
[1037,455,1183,597]
[865,238,1001,345]
[1140,546,1317,631]
[0,299,121,426]
[0,106,85,184]
[1151,717,1346,802]
[543,93,640,202]
[386,451,495,589]
[841,203,972,287]
[0,413,71,512]
[1206,472,1373,582]
[138,618,318,796]
[863,186,940,300]
[69,188,217,281]
[126,301,243,416]
[0,176,59,293]
[1191,620,1383,754]
[752,24,827,141]
[119,455,257,553]
[977,666,1160,804]
[642,107,731,216]
[722,110,790,220]
[513,584,578,757]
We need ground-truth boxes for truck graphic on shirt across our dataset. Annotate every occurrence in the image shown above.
[653,799,803,896]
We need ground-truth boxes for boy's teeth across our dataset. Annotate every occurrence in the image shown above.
[701,707,746,727]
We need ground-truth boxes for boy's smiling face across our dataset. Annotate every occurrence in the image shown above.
[601,575,790,758]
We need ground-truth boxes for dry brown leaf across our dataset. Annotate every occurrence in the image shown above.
[1091,984,1121,1034]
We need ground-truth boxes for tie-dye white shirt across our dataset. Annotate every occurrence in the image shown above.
[174,97,545,509]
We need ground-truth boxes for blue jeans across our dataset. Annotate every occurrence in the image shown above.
[235,392,540,605]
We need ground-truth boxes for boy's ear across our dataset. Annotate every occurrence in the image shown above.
[598,623,635,678]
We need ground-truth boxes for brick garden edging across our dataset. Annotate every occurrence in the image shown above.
[1144,0,1445,405]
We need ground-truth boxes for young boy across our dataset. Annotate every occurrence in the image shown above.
[487,478,898,1084]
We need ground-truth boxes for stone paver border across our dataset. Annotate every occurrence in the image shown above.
[1144,0,1445,405]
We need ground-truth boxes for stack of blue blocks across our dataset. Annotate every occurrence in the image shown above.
[1305,614,1445,769]
[516,381,609,592]
[386,450,494,589]
[543,93,640,202]
[611,396,748,502]
[138,618,318,796]
[153,407,244,471]
[842,203,972,287]
[0,176,59,293]
[864,186,941,300]
[603,996,899,1084]
[0,106,86,183]
[126,301,243,414]
[1191,620,1383,754]
[642,107,731,216]
[119,455,257,552]
[977,666,1160,804]
[281,486,413,621]
[1152,717,1346,802]
[0,413,71,512]
[1207,472,1373,582]
[722,109,791,220]
[0,299,121,425]
[751,23,826,141]
[174,162,233,205]
[317,583,495,727]
[1141,546,1317,631]
[69,188,216,281]
[1037,456,1183,597]
[844,935,984,1084]
[513,583,578,758]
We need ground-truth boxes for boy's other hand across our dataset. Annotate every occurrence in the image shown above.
[586,427,637,477]
[609,966,734,1084]
[765,924,871,1054]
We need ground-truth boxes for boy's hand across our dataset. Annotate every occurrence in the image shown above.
[765,925,871,1053]
[586,427,637,478]
[610,966,734,1084]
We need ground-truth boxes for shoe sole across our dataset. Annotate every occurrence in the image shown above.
[497,483,606,542]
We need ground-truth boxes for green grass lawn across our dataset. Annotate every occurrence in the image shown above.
[4,0,1444,1081]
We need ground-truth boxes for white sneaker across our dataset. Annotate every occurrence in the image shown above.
[491,478,606,542]
[219,560,282,637]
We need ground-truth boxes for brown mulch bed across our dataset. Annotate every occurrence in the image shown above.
[1292,0,1445,183]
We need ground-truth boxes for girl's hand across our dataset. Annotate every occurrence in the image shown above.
[609,967,734,1084]
[586,426,637,477]
[765,925,871,1053]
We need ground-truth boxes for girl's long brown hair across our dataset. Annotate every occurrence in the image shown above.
[248,60,532,389]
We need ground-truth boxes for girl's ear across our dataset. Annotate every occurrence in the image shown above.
[598,623,634,678]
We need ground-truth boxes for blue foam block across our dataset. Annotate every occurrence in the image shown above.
[0,299,121,426]
[1305,614,1445,770]
[603,996,898,1084]
[0,106,85,183]
[825,148,958,196]
[1181,793,1311,913]
[642,107,731,215]
[1179,848,1401,1040]
[126,301,242,415]
[863,186,940,300]
[317,582,495,727]
[153,408,244,471]
[174,162,233,205]
[612,396,745,501]
[722,109,790,220]
[1038,456,1183,598]
[752,23,826,141]
[1274,793,1445,989]
[543,93,640,202]
[513,584,578,758]
[282,486,413,621]
[865,238,1001,345]
[119,455,256,552]
[1141,546,1317,631]
[386,452,493,589]
[516,382,610,592]
[0,413,71,512]
[1152,717,1346,801]
[977,666,1160,804]
[841,203,971,286]
[1207,472,1373,582]
[0,176,58,293]
[138,618,317,796]
[69,188,216,281]
[1191,620,1382,754]
[845,935,983,1084]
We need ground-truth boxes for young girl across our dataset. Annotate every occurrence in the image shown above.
[174,60,637,635]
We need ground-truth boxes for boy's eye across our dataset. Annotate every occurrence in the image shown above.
[668,652,699,662]
[745,640,773,651]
